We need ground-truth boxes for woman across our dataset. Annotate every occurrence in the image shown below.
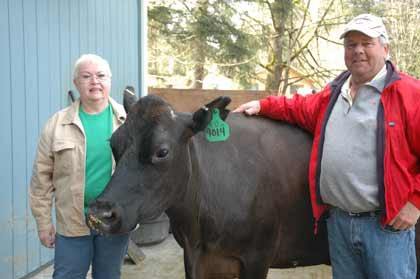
[29,54,129,279]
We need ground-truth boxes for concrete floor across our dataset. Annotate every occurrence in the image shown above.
[30,234,332,279]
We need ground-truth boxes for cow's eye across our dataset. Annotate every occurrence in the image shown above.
[156,148,169,159]
[151,145,170,164]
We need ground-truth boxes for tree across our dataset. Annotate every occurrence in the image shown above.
[257,0,340,93]
[148,0,260,89]
[384,0,420,78]
[149,0,420,92]
[149,0,345,92]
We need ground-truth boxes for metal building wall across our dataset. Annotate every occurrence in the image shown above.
[0,0,140,278]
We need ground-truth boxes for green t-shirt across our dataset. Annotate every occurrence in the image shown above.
[79,104,113,212]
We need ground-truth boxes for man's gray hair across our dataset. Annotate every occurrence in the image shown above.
[378,35,389,46]
[73,54,112,79]
[377,36,391,61]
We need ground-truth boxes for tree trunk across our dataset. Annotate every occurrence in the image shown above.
[191,0,209,89]
[265,0,293,93]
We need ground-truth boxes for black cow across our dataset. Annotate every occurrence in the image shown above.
[87,94,329,278]
[87,94,420,278]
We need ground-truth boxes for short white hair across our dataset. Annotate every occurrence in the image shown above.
[378,35,389,46]
[73,54,112,79]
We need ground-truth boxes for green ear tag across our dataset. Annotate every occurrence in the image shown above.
[205,108,230,142]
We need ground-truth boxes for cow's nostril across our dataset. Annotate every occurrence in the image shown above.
[87,200,123,234]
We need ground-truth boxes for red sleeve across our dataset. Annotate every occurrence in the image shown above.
[408,138,420,210]
[406,79,420,209]
[259,87,330,134]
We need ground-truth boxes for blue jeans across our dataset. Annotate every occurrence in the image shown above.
[53,231,129,279]
[326,208,416,279]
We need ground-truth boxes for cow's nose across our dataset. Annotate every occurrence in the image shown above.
[86,199,122,234]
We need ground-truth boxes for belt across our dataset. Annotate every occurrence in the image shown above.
[346,210,381,217]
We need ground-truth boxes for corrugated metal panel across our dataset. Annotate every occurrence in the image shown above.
[22,0,41,276]
[0,0,14,277]
[0,0,140,278]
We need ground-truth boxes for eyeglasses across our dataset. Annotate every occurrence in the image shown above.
[78,73,110,83]
[344,41,377,50]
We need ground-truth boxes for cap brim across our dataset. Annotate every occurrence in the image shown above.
[340,28,381,39]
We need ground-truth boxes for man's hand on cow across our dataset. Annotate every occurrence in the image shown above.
[232,100,261,115]
[38,224,56,248]
[389,201,420,230]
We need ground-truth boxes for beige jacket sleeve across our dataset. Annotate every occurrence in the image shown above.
[29,120,55,232]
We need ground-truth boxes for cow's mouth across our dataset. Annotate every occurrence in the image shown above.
[86,200,123,234]
[87,212,113,233]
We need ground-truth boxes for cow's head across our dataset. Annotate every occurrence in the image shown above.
[86,91,231,234]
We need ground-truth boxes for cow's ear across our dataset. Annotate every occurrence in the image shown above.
[123,86,137,113]
[189,96,231,134]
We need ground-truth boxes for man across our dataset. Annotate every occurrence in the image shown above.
[29,54,129,279]
[234,14,420,278]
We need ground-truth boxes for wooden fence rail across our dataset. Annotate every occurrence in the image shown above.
[148,88,278,112]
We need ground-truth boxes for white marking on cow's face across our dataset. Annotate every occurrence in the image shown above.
[124,88,135,95]
[170,109,176,119]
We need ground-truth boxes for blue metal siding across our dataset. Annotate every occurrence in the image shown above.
[9,1,28,277]
[0,0,140,278]
[0,1,14,278]
[23,1,41,275]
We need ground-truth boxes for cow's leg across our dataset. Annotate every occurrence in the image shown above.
[239,252,271,279]
[239,261,270,279]
[183,246,209,279]
[185,250,240,279]
[183,249,198,279]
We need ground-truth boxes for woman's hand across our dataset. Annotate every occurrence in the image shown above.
[38,224,56,248]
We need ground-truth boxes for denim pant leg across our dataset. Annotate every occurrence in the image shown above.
[326,209,366,279]
[362,222,416,279]
[327,208,417,279]
[91,232,129,279]
[53,234,93,279]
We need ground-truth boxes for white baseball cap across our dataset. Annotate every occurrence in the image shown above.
[340,14,389,43]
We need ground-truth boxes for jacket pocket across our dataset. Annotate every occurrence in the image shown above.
[52,140,75,152]
[52,140,76,177]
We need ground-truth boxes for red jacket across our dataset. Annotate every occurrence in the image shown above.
[259,62,420,227]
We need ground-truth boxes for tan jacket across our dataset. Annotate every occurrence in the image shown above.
[29,97,126,236]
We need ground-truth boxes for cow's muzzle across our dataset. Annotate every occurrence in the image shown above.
[86,199,123,234]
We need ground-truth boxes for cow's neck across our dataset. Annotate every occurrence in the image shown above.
[166,136,212,244]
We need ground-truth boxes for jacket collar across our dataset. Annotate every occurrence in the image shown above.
[329,60,401,96]
[383,61,401,89]
[109,97,127,123]
[62,97,126,125]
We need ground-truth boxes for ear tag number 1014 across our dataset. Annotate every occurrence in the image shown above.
[205,108,230,142]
